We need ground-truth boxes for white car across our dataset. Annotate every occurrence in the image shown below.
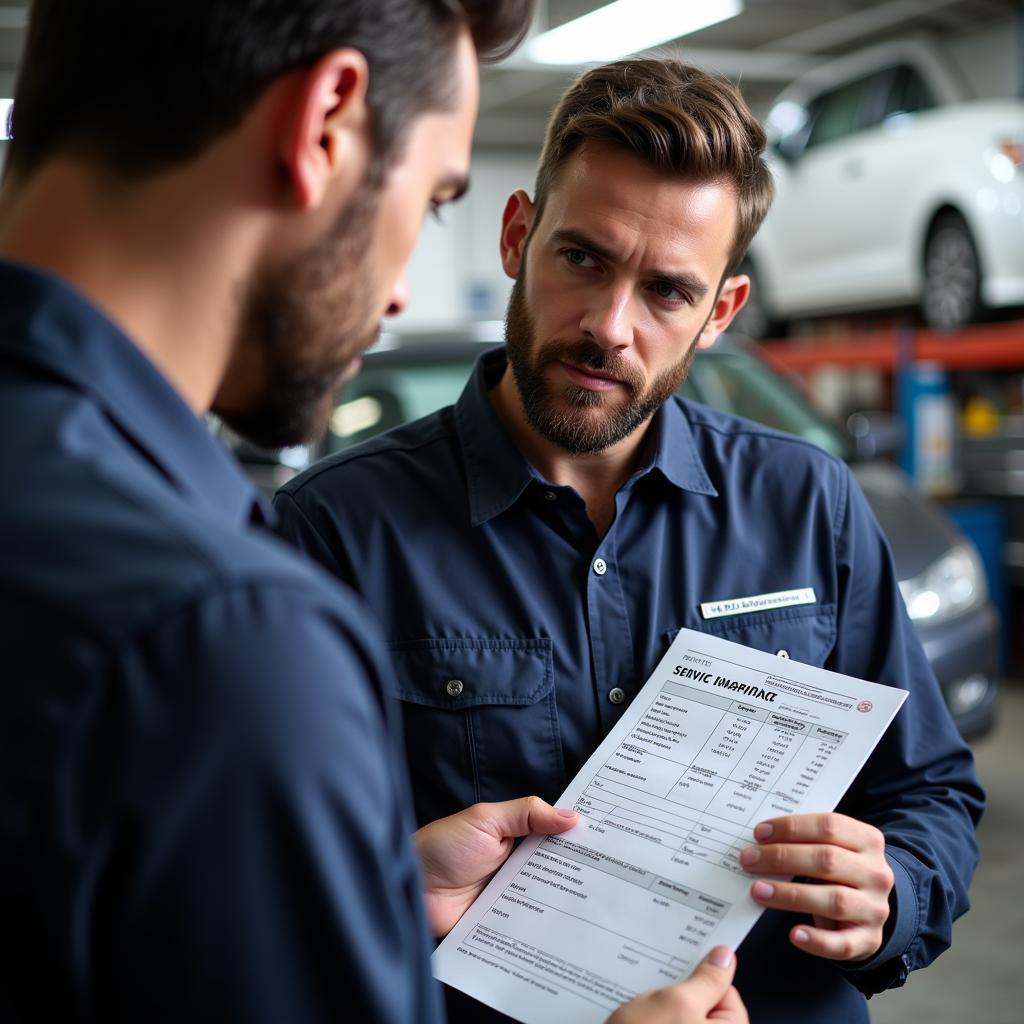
[739,39,1024,336]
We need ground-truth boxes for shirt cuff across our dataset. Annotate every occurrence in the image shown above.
[840,847,917,993]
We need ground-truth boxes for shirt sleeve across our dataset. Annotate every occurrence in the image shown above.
[274,487,355,582]
[90,579,443,1023]
[829,465,985,994]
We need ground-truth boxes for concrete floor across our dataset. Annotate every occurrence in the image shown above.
[870,677,1024,1024]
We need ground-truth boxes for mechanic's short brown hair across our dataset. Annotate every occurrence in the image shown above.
[533,57,774,274]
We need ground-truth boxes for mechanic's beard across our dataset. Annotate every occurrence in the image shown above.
[504,273,700,455]
[216,181,381,449]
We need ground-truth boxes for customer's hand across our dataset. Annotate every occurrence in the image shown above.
[742,811,894,961]
[414,796,578,937]
[607,947,746,1023]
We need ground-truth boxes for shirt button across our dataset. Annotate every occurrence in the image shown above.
[593,558,608,576]
[776,649,790,659]
[608,687,626,705]
[543,490,557,502]
[445,679,465,698]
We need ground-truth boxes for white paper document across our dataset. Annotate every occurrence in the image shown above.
[432,628,908,1024]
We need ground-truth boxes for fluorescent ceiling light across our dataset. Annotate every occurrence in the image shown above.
[527,0,743,65]
[0,99,12,141]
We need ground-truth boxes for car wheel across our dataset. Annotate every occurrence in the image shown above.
[732,257,785,339]
[921,212,985,331]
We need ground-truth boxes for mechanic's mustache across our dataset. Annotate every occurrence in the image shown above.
[540,340,643,389]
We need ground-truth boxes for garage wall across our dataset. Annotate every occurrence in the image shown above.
[945,15,1022,99]
[391,149,540,332]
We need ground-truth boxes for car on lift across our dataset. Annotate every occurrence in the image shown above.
[233,334,1000,740]
[737,38,1024,338]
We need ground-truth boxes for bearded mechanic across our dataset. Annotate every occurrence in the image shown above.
[275,58,984,1024]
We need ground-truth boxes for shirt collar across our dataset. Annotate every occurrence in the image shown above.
[641,393,718,497]
[0,260,269,527]
[454,347,537,526]
[453,346,716,526]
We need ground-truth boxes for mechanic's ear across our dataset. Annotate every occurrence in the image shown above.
[500,190,536,279]
[697,273,751,349]
[279,48,371,210]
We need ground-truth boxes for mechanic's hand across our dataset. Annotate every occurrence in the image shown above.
[414,796,578,937]
[606,947,746,1024]
[741,812,894,961]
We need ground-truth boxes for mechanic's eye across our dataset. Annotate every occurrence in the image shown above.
[563,248,596,268]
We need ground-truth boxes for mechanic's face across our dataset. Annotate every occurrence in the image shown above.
[220,34,478,449]
[502,145,745,455]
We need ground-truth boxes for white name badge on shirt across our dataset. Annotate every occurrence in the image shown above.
[700,586,817,620]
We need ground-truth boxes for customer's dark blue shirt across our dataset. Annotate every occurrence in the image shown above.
[276,346,983,1024]
[0,261,442,1023]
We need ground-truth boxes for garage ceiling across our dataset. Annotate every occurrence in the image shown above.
[479,0,1020,145]
[0,0,1018,146]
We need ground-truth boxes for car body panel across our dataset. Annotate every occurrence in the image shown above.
[850,459,961,581]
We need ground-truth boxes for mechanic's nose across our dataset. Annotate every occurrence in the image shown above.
[579,286,634,350]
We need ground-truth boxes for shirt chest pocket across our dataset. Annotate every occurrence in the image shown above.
[386,637,564,826]
[669,604,837,667]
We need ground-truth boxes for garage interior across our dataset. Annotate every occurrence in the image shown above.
[2,2,1022,1022]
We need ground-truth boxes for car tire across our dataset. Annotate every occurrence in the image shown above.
[732,257,785,339]
[921,211,985,331]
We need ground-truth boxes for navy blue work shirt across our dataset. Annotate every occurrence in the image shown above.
[276,346,984,1024]
[0,261,443,1023]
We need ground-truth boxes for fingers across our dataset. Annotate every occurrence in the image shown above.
[748,877,889,959]
[740,840,893,892]
[785,920,884,962]
[678,946,738,1008]
[743,813,893,963]
[742,813,892,891]
[473,795,578,841]
[749,878,889,927]
[605,948,746,1024]
[751,813,884,854]
[709,981,748,1023]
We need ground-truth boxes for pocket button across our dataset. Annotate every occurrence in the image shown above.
[608,687,626,705]
[776,649,790,659]
[445,679,465,698]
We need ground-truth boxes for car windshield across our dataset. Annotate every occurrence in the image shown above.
[328,357,483,452]
[327,344,851,461]
[681,350,851,460]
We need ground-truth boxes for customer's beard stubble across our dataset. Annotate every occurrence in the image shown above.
[214,180,382,450]
[503,270,701,456]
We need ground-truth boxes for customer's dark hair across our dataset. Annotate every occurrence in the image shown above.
[534,57,773,275]
[6,0,534,181]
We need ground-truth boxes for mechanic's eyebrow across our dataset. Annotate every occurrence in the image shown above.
[550,227,710,300]
[551,228,618,263]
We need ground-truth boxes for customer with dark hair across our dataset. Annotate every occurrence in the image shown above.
[277,56,983,1024]
[0,2,753,1021]
[0,1,511,1019]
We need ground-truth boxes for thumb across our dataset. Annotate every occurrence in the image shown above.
[678,946,737,1011]
[478,795,578,840]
